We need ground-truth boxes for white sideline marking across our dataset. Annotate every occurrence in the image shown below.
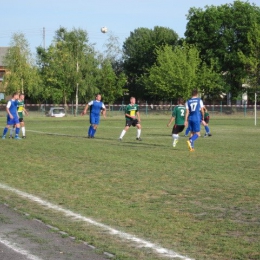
[0,183,194,260]
[0,236,43,260]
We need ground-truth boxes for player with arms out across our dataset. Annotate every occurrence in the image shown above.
[119,96,142,141]
[2,92,21,140]
[167,97,186,147]
[185,89,204,151]
[81,94,106,138]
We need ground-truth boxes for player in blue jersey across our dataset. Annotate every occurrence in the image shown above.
[2,92,21,140]
[81,94,106,138]
[185,89,204,151]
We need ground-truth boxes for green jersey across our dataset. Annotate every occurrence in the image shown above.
[125,103,139,120]
[172,105,186,125]
[17,100,25,118]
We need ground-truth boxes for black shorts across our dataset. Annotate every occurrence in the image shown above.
[204,116,209,124]
[125,119,139,127]
[172,124,185,134]
[19,118,24,123]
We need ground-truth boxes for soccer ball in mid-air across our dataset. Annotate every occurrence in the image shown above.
[101,27,108,33]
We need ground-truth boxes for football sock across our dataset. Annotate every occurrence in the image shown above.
[137,129,141,138]
[3,127,8,136]
[205,125,210,134]
[9,127,14,136]
[88,125,93,136]
[190,134,199,142]
[119,130,126,139]
[15,127,20,136]
[173,134,179,140]
[22,126,25,136]
[92,129,96,137]
[185,127,190,136]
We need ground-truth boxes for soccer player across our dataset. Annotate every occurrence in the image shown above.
[167,97,186,147]
[9,93,28,138]
[185,89,204,151]
[201,106,212,137]
[119,96,142,141]
[81,94,106,138]
[2,92,21,140]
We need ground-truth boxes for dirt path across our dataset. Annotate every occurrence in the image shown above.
[0,204,111,260]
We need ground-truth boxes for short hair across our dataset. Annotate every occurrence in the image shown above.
[12,92,19,97]
[192,89,198,96]
[177,98,184,104]
[19,93,25,97]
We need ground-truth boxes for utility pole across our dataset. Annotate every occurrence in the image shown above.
[43,27,45,50]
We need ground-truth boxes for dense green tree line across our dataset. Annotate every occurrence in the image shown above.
[3,0,260,104]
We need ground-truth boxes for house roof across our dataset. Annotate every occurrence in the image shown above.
[0,47,9,66]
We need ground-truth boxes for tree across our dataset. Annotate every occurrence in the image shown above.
[3,33,40,97]
[185,1,260,100]
[123,26,179,99]
[37,27,99,107]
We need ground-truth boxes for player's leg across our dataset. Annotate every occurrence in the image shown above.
[88,115,95,138]
[20,119,26,138]
[172,125,179,147]
[119,122,130,140]
[136,122,142,140]
[2,124,10,139]
[14,122,21,139]
[187,121,200,151]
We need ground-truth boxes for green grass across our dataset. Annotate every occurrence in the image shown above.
[0,115,259,260]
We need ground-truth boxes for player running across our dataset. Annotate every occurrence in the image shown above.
[167,98,186,147]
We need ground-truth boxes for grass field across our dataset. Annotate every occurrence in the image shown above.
[0,114,259,260]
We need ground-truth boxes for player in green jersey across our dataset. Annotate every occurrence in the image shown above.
[9,94,28,138]
[167,98,186,147]
[119,97,142,141]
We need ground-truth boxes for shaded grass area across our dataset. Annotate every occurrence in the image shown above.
[0,116,259,260]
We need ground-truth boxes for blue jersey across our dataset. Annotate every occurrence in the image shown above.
[185,97,204,122]
[7,99,18,118]
[88,100,105,116]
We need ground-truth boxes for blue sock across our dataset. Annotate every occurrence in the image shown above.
[3,127,8,136]
[205,125,210,133]
[190,134,199,144]
[185,126,190,135]
[15,127,20,136]
[92,129,96,137]
[88,125,93,136]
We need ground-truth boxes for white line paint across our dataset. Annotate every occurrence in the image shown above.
[0,183,194,260]
[0,236,44,260]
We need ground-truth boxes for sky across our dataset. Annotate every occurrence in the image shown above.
[1,0,259,55]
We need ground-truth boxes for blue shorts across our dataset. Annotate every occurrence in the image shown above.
[7,115,20,126]
[188,120,201,133]
[90,114,100,125]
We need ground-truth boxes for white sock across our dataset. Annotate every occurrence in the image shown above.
[173,134,179,140]
[22,126,25,136]
[137,129,141,138]
[9,128,14,136]
[119,130,126,139]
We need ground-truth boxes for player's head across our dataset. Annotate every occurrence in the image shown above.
[95,94,101,101]
[192,89,198,97]
[130,97,136,104]
[19,93,25,100]
[177,97,184,105]
[12,92,19,99]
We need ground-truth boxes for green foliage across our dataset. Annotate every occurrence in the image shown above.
[185,1,260,99]
[3,33,40,97]
[123,26,179,99]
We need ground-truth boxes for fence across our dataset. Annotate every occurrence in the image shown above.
[0,103,259,117]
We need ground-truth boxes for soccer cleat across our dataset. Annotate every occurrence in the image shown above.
[204,133,212,137]
[186,140,193,151]
[2,135,6,139]
[173,139,178,147]
[14,136,22,140]
[136,137,142,141]
[118,138,122,141]
[9,136,13,139]
[190,148,195,152]
[22,136,26,139]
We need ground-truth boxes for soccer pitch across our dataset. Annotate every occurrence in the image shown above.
[0,115,259,260]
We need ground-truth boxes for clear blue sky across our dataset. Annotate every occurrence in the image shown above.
[1,0,259,54]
